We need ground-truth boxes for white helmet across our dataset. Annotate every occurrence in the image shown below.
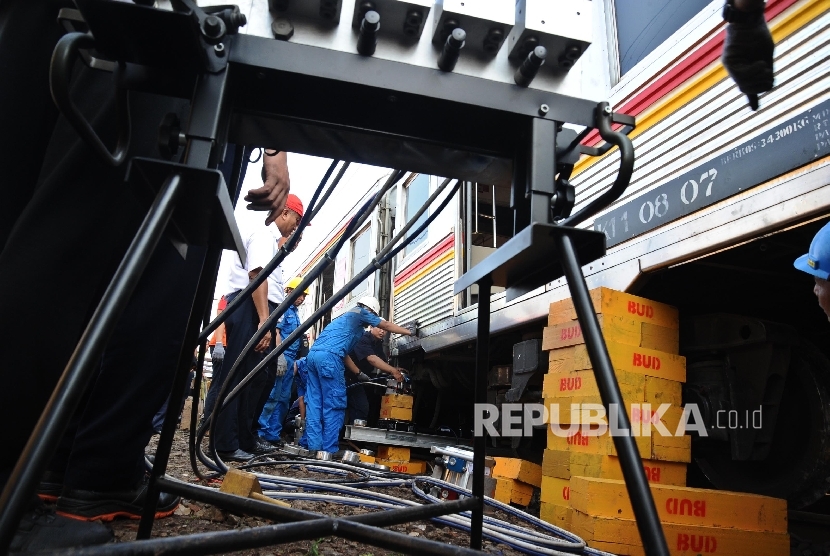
[358,296,380,315]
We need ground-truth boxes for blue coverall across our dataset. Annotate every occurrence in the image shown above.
[295,357,309,448]
[305,306,381,452]
[258,303,302,442]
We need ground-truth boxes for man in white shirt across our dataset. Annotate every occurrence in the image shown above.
[213,194,304,461]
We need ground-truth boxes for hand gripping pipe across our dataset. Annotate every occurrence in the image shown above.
[199,178,459,473]
[200,170,408,469]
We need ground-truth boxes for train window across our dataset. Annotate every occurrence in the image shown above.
[351,225,373,299]
[614,0,710,75]
[404,174,429,256]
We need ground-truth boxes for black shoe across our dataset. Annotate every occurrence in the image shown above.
[37,471,64,503]
[10,503,112,553]
[56,476,180,522]
[216,449,254,462]
[251,439,277,454]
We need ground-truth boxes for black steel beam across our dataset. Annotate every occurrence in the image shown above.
[227,34,601,186]
[470,278,491,550]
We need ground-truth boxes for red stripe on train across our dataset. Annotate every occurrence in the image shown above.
[393,233,454,287]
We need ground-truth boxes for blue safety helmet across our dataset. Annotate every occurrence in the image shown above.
[794,221,830,280]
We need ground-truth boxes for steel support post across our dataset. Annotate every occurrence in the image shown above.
[470,277,491,550]
[137,66,229,537]
[555,232,669,556]
[527,118,556,225]
[137,244,223,539]
[0,174,184,554]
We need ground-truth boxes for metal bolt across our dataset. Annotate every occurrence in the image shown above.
[203,15,224,39]
[603,105,612,115]
[449,457,457,466]
[213,43,225,56]
[539,104,550,116]
[272,17,294,40]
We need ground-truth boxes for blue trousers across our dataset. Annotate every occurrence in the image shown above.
[305,350,347,453]
[258,355,295,441]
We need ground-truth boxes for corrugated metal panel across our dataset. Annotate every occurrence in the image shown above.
[572,12,830,222]
[393,259,455,327]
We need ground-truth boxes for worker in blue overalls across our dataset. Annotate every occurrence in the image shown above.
[305,296,413,454]
[258,276,307,445]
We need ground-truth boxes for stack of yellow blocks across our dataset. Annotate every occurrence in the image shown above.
[374,394,426,474]
[379,393,413,421]
[538,288,790,554]
[491,457,542,507]
[540,287,689,531]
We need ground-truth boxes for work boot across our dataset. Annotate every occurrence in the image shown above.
[10,502,112,552]
[56,475,180,522]
[216,449,254,462]
[37,470,64,503]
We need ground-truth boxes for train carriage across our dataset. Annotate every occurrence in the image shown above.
[292,0,830,508]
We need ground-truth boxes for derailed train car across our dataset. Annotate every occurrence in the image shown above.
[293,0,830,508]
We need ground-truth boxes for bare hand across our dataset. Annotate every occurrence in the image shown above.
[255,329,272,353]
[392,367,406,382]
[245,150,290,225]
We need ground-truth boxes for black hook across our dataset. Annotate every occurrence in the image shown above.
[50,32,131,167]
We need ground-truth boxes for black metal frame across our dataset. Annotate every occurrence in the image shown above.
[0,1,670,554]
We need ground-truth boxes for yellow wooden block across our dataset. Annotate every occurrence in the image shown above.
[492,457,542,487]
[568,452,687,487]
[547,287,680,329]
[652,434,692,463]
[543,369,645,399]
[377,446,410,461]
[546,427,651,458]
[548,346,587,374]
[542,449,570,479]
[540,476,570,505]
[543,315,642,351]
[540,502,572,530]
[549,342,686,382]
[570,476,787,533]
[493,478,534,506]
[642,322,680,353]
[644,376,683,406]
[375,459,426,475]
[572,511,790,555]
[543,395,646,426]
[358,453,376,464]
[493,477,513,504]
[379,406,412,420]
[381,394,413,410]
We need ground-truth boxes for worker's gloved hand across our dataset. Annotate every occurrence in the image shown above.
[275,354,288,376]
[357,372,371,383]
[721,14,774,110]
[213,342,225,361]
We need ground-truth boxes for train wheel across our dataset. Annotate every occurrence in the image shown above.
[693,338,830,509]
